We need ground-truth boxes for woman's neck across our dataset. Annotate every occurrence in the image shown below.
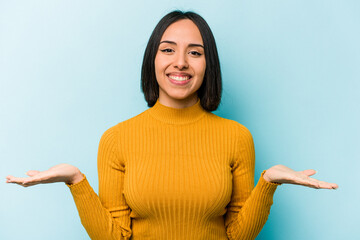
[158,95,199,109]
[148,97,206,125]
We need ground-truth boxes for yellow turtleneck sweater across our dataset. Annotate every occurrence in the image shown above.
[66,99,280,240]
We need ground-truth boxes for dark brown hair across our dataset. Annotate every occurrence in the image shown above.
[141,10,222,111]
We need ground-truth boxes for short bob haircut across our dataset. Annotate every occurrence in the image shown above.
[141,10,222,112]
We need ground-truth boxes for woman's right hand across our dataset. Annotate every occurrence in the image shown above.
[5,163,84,187]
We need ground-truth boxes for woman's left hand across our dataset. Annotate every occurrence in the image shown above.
[263,164,338,189]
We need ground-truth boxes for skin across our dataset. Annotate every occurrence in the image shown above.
[6,20,338,190]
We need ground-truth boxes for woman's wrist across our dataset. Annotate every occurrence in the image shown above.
[262,169,273,183]
[67,170,84,185]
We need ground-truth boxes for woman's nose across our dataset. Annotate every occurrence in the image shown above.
[173,53,189,70]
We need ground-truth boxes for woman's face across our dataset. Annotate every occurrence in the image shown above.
[154,19,206,108]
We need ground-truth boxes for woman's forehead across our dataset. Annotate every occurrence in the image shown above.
[160,19,203,45]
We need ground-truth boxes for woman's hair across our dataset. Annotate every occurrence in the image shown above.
[141,10,222,112]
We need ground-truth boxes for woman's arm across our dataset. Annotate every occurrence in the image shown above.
[224,126,280,240]
[66,126,132,240]
[224,125,338,240]
[6,126,132,240]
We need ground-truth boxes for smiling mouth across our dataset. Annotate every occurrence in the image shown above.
[167,74,192,81]
[167,74,192,85]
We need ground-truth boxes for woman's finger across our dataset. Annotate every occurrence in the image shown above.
[23,172,48,184]
[6,175,25,183]
[26,170,40,177]
[286,175,319,188]
[305,175,339,189]
[6,175,41,185]
[316,180,338,189]
[300,169,317,177]
[293,175,338,189]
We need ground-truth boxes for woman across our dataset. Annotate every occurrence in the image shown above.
[6,11,338,240]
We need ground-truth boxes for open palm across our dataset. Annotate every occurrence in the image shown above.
[263,164,338,189]
[6,163,83,187]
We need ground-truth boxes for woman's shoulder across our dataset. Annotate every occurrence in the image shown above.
[206,112,251,133]
[100,109,149,135]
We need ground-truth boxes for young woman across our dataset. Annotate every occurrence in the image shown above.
[6,11,338,240]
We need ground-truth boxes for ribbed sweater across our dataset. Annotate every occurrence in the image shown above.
[66,98,280,240]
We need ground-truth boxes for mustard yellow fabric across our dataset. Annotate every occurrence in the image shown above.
[67,98,280,240]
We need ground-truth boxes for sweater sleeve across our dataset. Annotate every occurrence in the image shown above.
[66,126,132,240]
[224,125,281,240]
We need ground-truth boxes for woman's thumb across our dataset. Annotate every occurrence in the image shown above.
[301,169,317,177]
[26,170,40,177]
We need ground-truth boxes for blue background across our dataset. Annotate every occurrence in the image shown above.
[1,1,358,239]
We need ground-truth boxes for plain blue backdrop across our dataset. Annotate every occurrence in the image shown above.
[1,1,359,239]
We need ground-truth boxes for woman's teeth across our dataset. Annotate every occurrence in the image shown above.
[168,75,191,81]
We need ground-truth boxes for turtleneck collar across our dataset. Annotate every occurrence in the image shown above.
[147,98,207,125]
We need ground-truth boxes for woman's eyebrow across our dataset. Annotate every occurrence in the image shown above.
[159,40,204,48]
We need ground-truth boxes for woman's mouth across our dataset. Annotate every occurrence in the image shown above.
[167,74,192,85]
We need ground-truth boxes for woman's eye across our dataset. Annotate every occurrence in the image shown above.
[189,51,202,56]
[160,49,173,53]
